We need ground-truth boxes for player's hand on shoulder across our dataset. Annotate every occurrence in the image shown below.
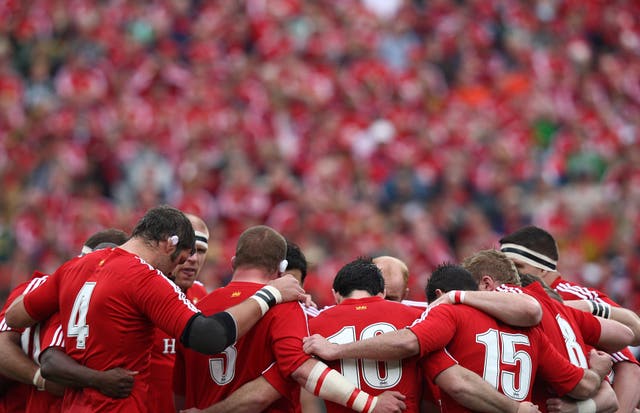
[268,274,305,303]
[372,390,406,412]
[545,397,575,413]
[588,349,612,379]
[302,334,338,360]
[429,293,453,308]
[96,367,138,398]
[301,293,318,309]
[518,401,543,413]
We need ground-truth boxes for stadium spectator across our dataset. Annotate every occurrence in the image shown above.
[2,1,640,316]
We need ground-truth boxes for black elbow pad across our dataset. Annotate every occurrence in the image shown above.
[181,312,237,354]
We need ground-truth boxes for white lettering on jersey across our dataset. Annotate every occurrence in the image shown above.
[163,338,176,354]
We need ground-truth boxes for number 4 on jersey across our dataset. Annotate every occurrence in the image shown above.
[67,282,97,349]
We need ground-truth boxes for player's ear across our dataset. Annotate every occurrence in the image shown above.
[164,236,178,254]
[332,289,342,304]
[479,275,495,291]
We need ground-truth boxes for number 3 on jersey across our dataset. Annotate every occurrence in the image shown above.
[67,282,97,349]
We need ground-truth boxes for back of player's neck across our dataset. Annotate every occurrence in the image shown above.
[120,238,154,263]
[543,272,559,285]
[345,291,376,300]
[233,267,271,284]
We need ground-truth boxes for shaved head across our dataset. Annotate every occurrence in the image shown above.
[373,256,409,302]
[186,213,209,239]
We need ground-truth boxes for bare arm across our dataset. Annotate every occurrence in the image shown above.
[5,296,37,329]
[300,387,326,413]
[564,300,640,345]
[40,348,137,398]
[0,330,39,384]
[436,365,540,413]
[303,329,419,361]
[179,376,281,413]
[291,359,406,413]
[432,291,542,327]
[547,380,618,413]
[0,329,64,396]
[565,350,611,400]
[595,318,634,353]
[610,362,640,413]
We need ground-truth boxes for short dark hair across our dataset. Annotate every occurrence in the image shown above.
[83,229,129,250]
[425,263,478,303]
[333,257,385,298]
[234,225,287,273]
[286,241,308,283]
[499,226,559,261]
[131,205,196,259]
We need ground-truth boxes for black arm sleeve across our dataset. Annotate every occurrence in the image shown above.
[180,312,237,354]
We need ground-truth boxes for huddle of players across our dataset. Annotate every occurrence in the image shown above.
[0,204,639,413]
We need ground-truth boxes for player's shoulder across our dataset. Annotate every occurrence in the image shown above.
[372,298,424,317]
[303,305,323,318]
[271,299,307,315]
[196,283,240,309]
[187,281,208,303]
[401,299,429,310]
[553,278,606,300]
[496,283,524,294]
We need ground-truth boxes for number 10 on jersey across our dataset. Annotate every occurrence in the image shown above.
[328,323,402,389]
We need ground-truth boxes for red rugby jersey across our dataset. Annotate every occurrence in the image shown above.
[173,281,310,411]
[409,304,586,413]
[22,248,199,413]
[309,296,424,413]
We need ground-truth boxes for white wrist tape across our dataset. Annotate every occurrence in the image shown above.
[250,285,282,316]
[306,361,377,413]
[263,285,282,304]
[447,290,465,304]
[576,398,596,413]
[32,368,45,391]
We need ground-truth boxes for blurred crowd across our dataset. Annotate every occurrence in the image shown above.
[1,0,640,309]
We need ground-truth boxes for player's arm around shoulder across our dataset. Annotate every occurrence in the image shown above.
[303,328,419,361]
[292,359,407,413]
[437,289,542,327]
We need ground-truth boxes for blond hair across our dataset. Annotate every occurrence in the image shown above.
[462,249,521,286]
